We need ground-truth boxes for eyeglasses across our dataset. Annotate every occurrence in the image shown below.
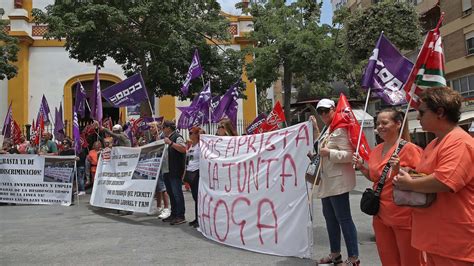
[317,108,331,115]
[189,132,194,135]
[218,125,224,129]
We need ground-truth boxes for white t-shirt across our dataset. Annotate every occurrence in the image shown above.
[186,143,200,172]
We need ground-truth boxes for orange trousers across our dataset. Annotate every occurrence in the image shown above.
[373,217,425,266]
[426,253,473,266]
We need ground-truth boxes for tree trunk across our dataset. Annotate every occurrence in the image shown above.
[283,64,292,125]
[138,55,153,117]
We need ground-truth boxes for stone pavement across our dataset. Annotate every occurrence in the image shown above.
[0,174,380,265]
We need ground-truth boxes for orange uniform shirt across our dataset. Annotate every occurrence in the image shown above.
[413,127,474,262]
[368,142,422,227]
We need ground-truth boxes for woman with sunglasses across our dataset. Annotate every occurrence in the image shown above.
[394,87,474,265]
[313,98,360,266]
[216,118,237,136]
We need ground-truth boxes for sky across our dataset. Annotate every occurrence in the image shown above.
[216,0,333,25]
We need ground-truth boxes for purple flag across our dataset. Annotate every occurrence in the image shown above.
[74,81,87,118]
[2,102,13,137]
[73,107,81,153]
[361,33,414,105]
[54,103,65,141]
[177,81,212,129]
[90,66,103,125]
[212,82,239,123]
[181,49,203,96]
[36,95,51,124]
[124,123,136,147]
[246,113,268,135]
[102,73,149,107]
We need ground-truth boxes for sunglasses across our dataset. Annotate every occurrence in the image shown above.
[317,108,331,115]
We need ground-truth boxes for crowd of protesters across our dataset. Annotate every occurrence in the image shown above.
[1,86,473,265]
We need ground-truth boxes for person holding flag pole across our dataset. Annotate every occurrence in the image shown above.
[310,97,360,266]
[389,13,474,265]
[352,30,424,265]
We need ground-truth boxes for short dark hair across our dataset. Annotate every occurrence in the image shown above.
[162,120,176,131]
[420,86,462,123]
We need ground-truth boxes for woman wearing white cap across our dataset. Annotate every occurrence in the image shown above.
[310,98,359,266]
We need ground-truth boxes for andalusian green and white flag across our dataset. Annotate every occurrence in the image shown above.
[403,23,446,109]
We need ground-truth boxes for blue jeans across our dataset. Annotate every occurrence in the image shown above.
[321,192,359,257]
[163,173,185,219]
[76,166,85,192]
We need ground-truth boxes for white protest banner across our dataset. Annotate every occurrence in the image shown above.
[90,141,165,213]
[0,155,75,205]
[199,121,314,258]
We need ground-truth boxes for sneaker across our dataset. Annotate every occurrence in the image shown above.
[78,191,86,196]
[162,216,175,222]
[158,208,171,219]
[170,217,186,225]
[147,207,163,216]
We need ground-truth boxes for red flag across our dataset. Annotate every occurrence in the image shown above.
[31,119,38,144]
[103,117,113,131]
[11,120,22,145]
[330,93,371,161]
[260,101,286,133]
[403,16,446,109]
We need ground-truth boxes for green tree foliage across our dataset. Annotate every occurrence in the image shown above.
[0,19,19,80]
[243,0,336,122]
[32,0,243,100]
[334,1,422,98]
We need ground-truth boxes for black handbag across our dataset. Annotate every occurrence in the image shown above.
[183,170,199,184]
[360,140,407,216]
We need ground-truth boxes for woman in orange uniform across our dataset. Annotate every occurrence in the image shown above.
[354,109,424,265]
[394,87,474,265]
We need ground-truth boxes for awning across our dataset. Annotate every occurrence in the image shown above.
[408,119,424,133]
[460,110,474,124]
[352,109,374,128]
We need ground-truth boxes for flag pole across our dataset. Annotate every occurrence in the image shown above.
[354,87,371,167]
[146,99,160,141]
[74,154,80,206]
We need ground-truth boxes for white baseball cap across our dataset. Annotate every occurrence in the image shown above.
[316,99,335,109]
[112,124,122,131]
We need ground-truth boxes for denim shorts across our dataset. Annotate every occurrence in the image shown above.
[156,173,166,193]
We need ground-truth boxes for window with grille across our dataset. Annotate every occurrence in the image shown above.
[466,35,474,56]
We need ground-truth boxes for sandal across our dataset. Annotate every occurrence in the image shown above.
[343,259,360,266]
[318,254,342,265]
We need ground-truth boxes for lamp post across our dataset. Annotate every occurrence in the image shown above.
[0,8,5,19]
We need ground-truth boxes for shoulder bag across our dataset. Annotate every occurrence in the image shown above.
[360,140,407,215]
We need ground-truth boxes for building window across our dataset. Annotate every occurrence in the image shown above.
[449,74,474,97]
[462,0,472,16]
[466,32,474,55]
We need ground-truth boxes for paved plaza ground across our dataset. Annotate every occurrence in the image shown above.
[0,174,380,265]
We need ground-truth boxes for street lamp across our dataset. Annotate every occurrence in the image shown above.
[0,8,5,19]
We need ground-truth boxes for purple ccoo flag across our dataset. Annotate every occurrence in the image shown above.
[74,81,87,118]
[54,103,65,141]
[361,33,414,105]
[102,73,149,107]
[73,107,81,154]
[90,66,103,125]
[36,94,51,124]
[212,82,239,123]
[181,49,203,96]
